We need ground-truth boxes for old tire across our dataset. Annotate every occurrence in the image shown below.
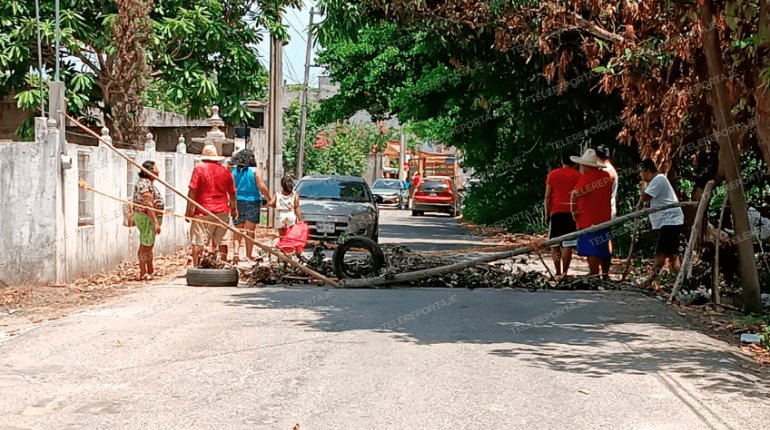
[332,236,385,280]
[186,267,239,287]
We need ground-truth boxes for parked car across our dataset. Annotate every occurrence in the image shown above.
[296,175,382,242]
[412,175,462,217]
[371,179,408,209]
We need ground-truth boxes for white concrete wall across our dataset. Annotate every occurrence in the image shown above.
[62,142,197,280]
[0,119,58,285]
[0,118,200,286]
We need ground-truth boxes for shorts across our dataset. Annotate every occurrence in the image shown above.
[234,200,261,225]
[655,224,682,255]
[134,212,160,247]
[191,212,230,247]
[577,229,612,258]
[549,212,577,247]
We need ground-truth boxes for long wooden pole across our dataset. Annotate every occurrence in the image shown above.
[61,111,341,287]
[670,180,714,303]
[621,198,643,281]
[713,193,728,305]
[343,202,700,288]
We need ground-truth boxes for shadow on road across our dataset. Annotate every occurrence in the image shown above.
[223,288,768,399]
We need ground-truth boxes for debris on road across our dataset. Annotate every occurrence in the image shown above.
[740,333,761,344]
[245,244,635,290]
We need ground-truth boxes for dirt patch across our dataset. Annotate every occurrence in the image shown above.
[0,251,189,335]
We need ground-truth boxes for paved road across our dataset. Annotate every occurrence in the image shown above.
[1,210,768,429]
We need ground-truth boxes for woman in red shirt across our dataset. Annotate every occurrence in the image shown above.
[569,149,613,279]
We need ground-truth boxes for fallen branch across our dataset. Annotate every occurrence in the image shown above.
[671,181,715,303]
[343,202,700,288]
[61,112,341,288]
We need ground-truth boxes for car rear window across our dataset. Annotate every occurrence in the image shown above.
[421,179,450,192]
[297,179,371,203]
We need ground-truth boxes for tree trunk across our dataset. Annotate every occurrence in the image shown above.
[697,0,762,313]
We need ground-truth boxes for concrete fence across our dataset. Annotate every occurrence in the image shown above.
[0,118,200,287]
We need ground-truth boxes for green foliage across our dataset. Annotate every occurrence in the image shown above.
[0,0,297,138]
[303,123,373,176]
[316,16,625,230]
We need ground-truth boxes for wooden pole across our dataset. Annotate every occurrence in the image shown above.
[296,7,314,179]
[621,198,644,281]
[343,202,699,288]
[670,180,715,303]
[61,111,341,287]
[713,193,728,305]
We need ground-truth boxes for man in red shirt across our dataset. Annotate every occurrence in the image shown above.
[185,144,238,266]
[569,148,613,278]
[544,152,582,277]
[409,171,422,207]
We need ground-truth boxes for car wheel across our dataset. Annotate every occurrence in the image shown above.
[186,267,239,287]
[332,236,385,280]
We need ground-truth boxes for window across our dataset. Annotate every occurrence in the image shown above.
[164,157,175,211]
[78,152,94,226]
[126,157,137,198]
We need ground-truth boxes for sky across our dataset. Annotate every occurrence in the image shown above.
[256,0,324,87]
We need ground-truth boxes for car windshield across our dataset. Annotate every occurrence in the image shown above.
[372,180,402,190]
[297,179,370,203]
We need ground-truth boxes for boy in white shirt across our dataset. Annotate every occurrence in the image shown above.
[639,158,685,276]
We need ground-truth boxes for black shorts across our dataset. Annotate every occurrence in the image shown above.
[655,224,682,255]
[549,212,577,247]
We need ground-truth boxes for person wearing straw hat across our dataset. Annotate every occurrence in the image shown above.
[185,143,238,266]
[569,148,614,279]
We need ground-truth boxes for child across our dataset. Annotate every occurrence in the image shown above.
[269,174,303,239]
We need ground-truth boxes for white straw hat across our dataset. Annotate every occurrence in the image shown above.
[200,143,224,161]
[570,148,606,168]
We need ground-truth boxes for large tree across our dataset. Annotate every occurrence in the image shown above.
[0,0,299,139]
[318,0,766,312]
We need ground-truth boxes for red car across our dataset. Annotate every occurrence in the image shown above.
[412,175,462,217]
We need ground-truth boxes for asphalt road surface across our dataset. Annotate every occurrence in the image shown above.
[1,210,768,429]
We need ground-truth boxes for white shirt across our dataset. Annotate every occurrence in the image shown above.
[604,162,618,218]
[644,174,684,229]
[275,191,297,229]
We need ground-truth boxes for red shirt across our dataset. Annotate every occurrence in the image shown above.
[189,161,236,215]
[413,174,422,188]
[572,168,613,229]
[546,166,581,215]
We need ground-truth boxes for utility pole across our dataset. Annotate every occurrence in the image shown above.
[399,123,407,181]
[296,7,315,179]
[267,16,284,228]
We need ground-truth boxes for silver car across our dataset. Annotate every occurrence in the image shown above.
[297,175,382,243]
[371,179,408,209]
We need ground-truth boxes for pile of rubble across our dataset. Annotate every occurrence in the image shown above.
[245,244,630,290]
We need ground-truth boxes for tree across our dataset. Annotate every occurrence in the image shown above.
[318,0,766,311]
[111,0,152,149]
[0,0,296,139]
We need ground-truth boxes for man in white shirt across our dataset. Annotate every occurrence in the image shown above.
[639,158,685,275]
[596,145,618,218]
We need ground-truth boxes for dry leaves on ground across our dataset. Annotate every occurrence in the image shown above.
[0,251,188,325]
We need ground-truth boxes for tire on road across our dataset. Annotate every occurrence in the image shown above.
[186,267,239,287]
[332,236,385,280]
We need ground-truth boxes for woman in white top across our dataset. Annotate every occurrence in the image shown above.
[268,175,302,236]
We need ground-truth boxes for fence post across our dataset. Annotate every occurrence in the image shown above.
[145,132,156,153]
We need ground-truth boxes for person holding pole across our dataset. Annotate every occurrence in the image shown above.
[570,149,613,279]
[544,152,582,278]
[639,158,684,278]
[186,144,238,266]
